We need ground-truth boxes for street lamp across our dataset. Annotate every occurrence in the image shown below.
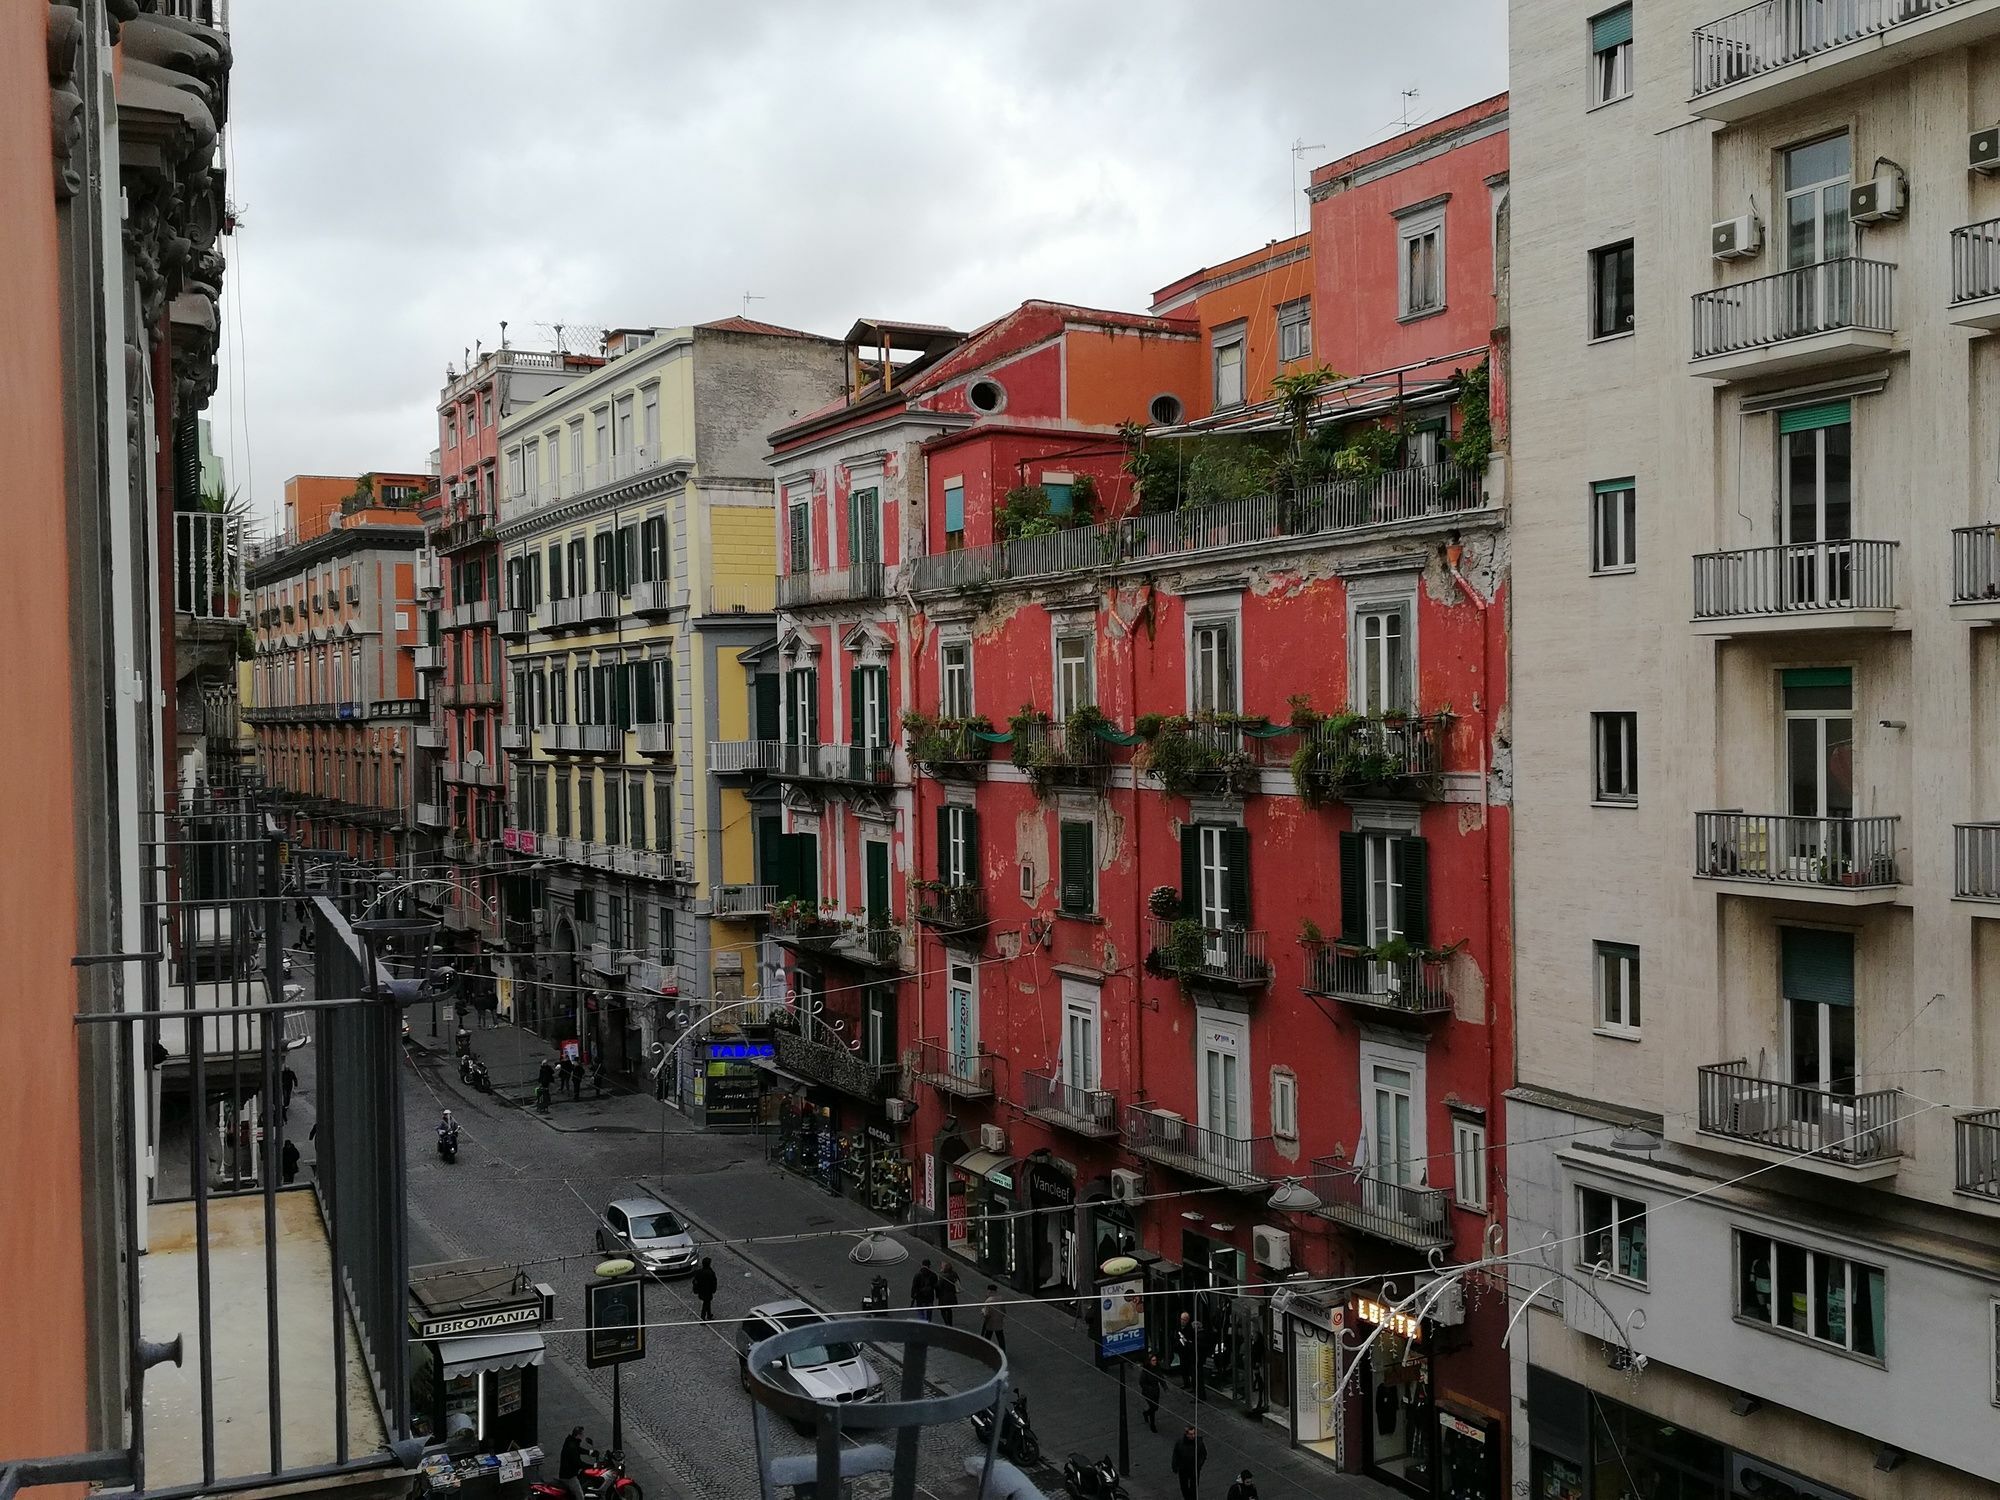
[849,1229,909,1267]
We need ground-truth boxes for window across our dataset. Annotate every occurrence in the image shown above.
[1338,830,1430,963]
[1592,711,1637,803]
[653,772,673,855]
[1181,823,1250,932]
[554,769,571,838]
[787,497,811,574]
[1397,205,1445,319]
[1590,5,1632,106]
[1055,633,1094,719]
[1782,134,1851,273]
[626,779,647,851]
[1198,1007,1248,1141]
[1590,241,1636,339]
[481,394,493,428]
[615,394,634,456]
[1591,479,1637,572]
[1061,981,1100,1093]
[603,772,623,846]
[569,419,584,476]
[1211,326,1246,410]
[940,641,972,719]
[939,804,977,888]
[1595,941,1641,1034]
[862,987,895,1068]
[577,774,595,843]
[788,668,817,745]
[640,516,668,583]
[850,664,889,749]
[592,406,610,468]
[1782,926,1854,1097]
[1352,601,1412,715]
[943,479,965,550]
[641,384,659,452]
[1059,819,1095,916]
[505,447,523,499]
[1736,1231,1883,1361]
[1580,1187,1647,1283]
[1190,617,1237,714]
[1271,1070,1299,1141]
[594,530,615,594]
[1453,1119,1487,1210]
[1276,298,1312,363]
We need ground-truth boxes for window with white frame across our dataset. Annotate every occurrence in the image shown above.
[1397,203,1446,319]
[1190,616,1238,714]
[1595,941,1641,1033]
[1591,479,1637,572]
[1352,600,1413,714]
[1271,1069,1299,1141]
[1590,5,1632,106]
[1061,980,1100,1094]
[569,419,584,476]
[787,491,811,574]
[1580,1187,1648,1283]
[1055,633,1094,719]
[1276,298,1312,363]
[524,440,541,496]
[940,641,972,719]
[1453,1119,1487,1210]
[615,394,635,455]
[941,804,975,888]
[1735,1231,1883,1360]
[1212,325,1246,410]
[1592,711,1638,802]
[641,384,660,452]
[505,447,523,498]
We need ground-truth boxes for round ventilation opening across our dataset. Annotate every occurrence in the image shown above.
[967,379,1006,414]
[1148,393,1185,426]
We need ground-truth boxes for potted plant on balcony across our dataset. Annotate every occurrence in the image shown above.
[903,711,994,778]
[1148,885,1181,920]
[1148,917,1208,977]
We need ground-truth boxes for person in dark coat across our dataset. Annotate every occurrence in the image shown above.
[1173,1311,1197,1391]
[691,1257,718,1320]
[538,1058,556,1097]
[935,1262,960,1326]
[280,1065,298,1117]
[1224,1471,1256,1500]
[1169,1427,1207,1500]
[909,1259,938,1320]
[558,1426,586,1500]
[281,1137,301,1185]
[1139,1354,1163,1432]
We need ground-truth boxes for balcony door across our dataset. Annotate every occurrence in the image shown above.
[1362,1041,1425,1220]
[1060,979,1100,1097]
[864,839,890,933]
[1197,1008,1248,1173]
[1780,402,1852,607]
[1782,134,1852,333]
[1781,668,1854,875]
[1782,926,1856,1125]
[848,486,881,572]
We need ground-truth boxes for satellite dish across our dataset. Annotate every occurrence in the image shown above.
[465,750,485,768]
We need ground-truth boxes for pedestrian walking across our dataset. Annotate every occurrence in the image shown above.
[909,1258,937,1321]
[936,1262,960,1326]
[1173,1311,1196,1391]
[591,1059,607,1098]
[281,1137,301,1185]
[1224,1470,1256,1500]
[558,1426,586,1500]
[1139,1355,1163,1432]
[691,1257,718,1320]
[537,1058,555,1111]
[979,1284,1006,1349]
[567,1056,582,1100]
[280,1064,298,1118]
[1169,1427,1207,1500]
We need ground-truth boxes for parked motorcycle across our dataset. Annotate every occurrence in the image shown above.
[861,1274,891,1317]
[970,1389,1041,1466]
[458,1054,491,1092]
[529,1443,641,1500]
[1063,1454,1125,1500]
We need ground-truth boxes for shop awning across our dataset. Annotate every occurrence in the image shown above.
[751,1056,815,1091]
[952,1150,1014,1182]
[437,1331,546,1379]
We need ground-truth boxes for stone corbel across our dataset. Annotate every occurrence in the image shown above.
[47,4,85,202]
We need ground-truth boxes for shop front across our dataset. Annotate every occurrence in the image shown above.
[1024,1155,1080,1298]
[1349,1287,1500,1500]
[1181,1228,1265,1412]
[945,1149,1025,1287]
[835,1122,915,1218]
[408,1262,551,1459]
[693,1037,772,1128]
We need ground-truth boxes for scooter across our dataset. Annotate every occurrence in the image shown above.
[970,1389,1041,1466]
[458,1054,491,1092]
[530,1443,641,1500]
[436,1125,459,1163]
[1062,1455,1126,1500]
[861,1274,890,1317]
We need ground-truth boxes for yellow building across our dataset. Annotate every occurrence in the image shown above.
[494,319,843,1110]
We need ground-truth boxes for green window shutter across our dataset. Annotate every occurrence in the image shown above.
[1399,836,1430,947]
[633,663,655,724]
[1338,830,1366,945]
[1223,826,1251,928]
[1045,481,1074,516]
[755,674,780,740]
[1780,666,1852,690]
[1777,399,1851,434]
[547,544,564,599]
[1781,928,1854,1005]
[1591,5,1631,50]
[1180,827,1201,919]
[1061,821,1094,913]
[963,809,980,889]
[849,667,864,744]
[1592,477,1635,494]
[617,526,636,594]
[798,833,819,905]
[936,805,952,883]
[759,816,787,894]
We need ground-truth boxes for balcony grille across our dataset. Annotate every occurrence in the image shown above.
[1021,1069,1119,1137]
[1955,1110,2000,1199]
[772,1011,898,1101]
[710,739,784,774]
[714,884,776,918]
[1697,1061,1903,1166]
[173,511,246,622]
[1695,811,1899,888]
[1691,257,1895,360]
[909,1038,995,1098]
[1307,1159,1451,1251]
[1955,822,2000,901]
[1146,918,1272,986]
[1121,1106,1270,1189]
[777,559,886,608]
[1952,524,2000,605]
[1693,0,1977,95]
[1691,540,1897,619]
[1301,946,1452,1016]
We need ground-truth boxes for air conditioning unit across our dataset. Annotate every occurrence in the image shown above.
[1973,128,2000,175]
[1251,1226,1292,1271]
[978,1123,1007,1154]
[883,1097,913,1123]
[1725,1090,1783,1137]
[1110,1167,1144,1205]
[1849,171,1906,224]
[1151,1109,1186,1149]
[1711,214,1763,261]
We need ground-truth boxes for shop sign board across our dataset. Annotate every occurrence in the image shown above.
[1098,1274,1146,1358]
[585,1275,646,1368]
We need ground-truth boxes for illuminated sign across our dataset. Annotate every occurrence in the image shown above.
[1353,1297,1423,1341]
[706,1042,775,1061]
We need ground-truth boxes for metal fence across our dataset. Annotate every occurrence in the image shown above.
[1147,919,1272,984]
[1955,1110,2000,1199]
[1951,216,2000,305]
[1691,258,1895,359]
[1302,946,1452,1016]
[1020,1069,1118,1134]
[1698,1061,1904,1165]
[714,884,777,918]
[1695,810,1900,887]
[1121,1107,1270,1189]
[1307,1160,1451,1249]
[1691,539,1898,619]
[1952,524,2000,604]
[1693,0,1973,94]
[710,739,785,774]
[173,512,245,622]
[908,1037,994,1097]
[776,559,885,608]
[1955,822,2000,901]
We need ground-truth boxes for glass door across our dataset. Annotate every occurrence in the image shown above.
[1782,414,1852,607]
[1782,134,1851,334]
[1781,670,1854,879]
[1368,1062,1416,1219]
[1198,826,1230,968]
[1364,833,1406,997]
[1198,1012,1247,1176]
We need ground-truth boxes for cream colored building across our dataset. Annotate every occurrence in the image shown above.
[494,320,843,1084]
[1507,3,2000,1495]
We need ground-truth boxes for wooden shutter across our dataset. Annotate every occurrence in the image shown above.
[1060,820,1094,913]
[754,674,780,739]
[1399,836,1430,946]
[1338,830,1366,944]
[849,667,864,745]
[797,832,819,904]
[936,806,952,883]
[963,809,980,889]
[1224,826,1251,928]
[547,543,564,599]
[1180,827,1200,919]
[617,525,636,594]
[758,816,787,892]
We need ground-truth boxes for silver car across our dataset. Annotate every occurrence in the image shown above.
[736,1299,884,1406]
[597,1195,697,1278]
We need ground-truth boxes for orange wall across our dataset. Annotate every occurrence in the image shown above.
[0,0,92,1464]
[285,470,431,540]
[1156,236,1315,419]
[1061,325,1202,428]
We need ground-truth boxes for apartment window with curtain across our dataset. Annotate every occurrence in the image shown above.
[1580,1188,1647,1283]
[1589,5,1632,105]
[1591,478,1637,573]
[1189,617,1237,714]
[1592,711,1638,803]
[1352,600,1413,714]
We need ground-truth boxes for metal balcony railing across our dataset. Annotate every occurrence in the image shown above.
[1302,946,1453,1017]
[1955,1110,2000,1199]
[1693,540,1898,620]
[441,760,501,788]
[633,579,675,614]
[499,725,525,752]
[1691,257,1895,360]
[772,742,895,786]
[839,921,907,970]
[706,578,776,614]
[909,1037,995,1098]
[438,681,503,709]
[415,800,446,830]
[635,721,674,757]
[1296,714,1444,801]
[916,883,987,940]
[1308,1160,1452,1251]
[173,510,246,622]
[1693,0,1978,95]
[772,1013,899,1102]
[1952,217,2000,305]
[1695,811,1900,888]
[1955,822,2000,901]
[1021,1068,1119,1137]
[906,462,1485,595]
[714,884,777,918]
[1698,1062,1904,1165]
[1010,719,1112,786]
[579,725,620,754]
[444,599,496,630]
[496,607,530,639]
[577,591,619,627]
[1952,524,2000,605]
[548,725,583,753]
[710,739,784,774]
[777,559,886,608]
[411,643,442,673]
[413,722,445,749]
[1147,918,1273,986]
[1122,1106,1270,1189]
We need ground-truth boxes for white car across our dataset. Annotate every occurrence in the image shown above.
[736,1299,884,1406]
[597,1196,697,1278]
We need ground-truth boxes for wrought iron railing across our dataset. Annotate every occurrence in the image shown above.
[1302,946,1452,1016]
[1121,1106,1270,1189]
[1952,524,2000,604]
[1147,918,1272,985]
[635,721,674,756]
[1955,1110,2000,1199]
[709,739,784,774]
[770,742,895,785]
[1695,811,1900,888]
[1692,258,1895,360]
[714,884,777,918]
[1010,719,1113,786]
[1697,1062,1904,1164]
[777,559,886,608]
[1295,714,1444,801]
[1955,823,2000,901]
[1021,1069,1118,1135]
[909,1037,995,1097]
[772,1010,899,1101]
[916,883,987,939]
[1308,1159,1451,1249]
[1692,540,1897,619]
[1693,0,1976,94]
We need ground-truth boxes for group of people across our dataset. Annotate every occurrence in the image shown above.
[535,1053,606,1107]
[904,1258,1009,1345]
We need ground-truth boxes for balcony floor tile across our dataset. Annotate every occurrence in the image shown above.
[1689,328,1895,383]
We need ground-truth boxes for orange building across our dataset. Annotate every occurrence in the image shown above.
[283,469,433,543]
[1148,232,1314,419]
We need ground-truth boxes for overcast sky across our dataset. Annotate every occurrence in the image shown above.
[207,1,1507,528]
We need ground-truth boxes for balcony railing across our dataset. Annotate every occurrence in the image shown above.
[1955,822,2000,901]
[1147,918,1273,986]
[1695,811,1900,889]
[1693,0,1980,96]
[1691,258,1895,362]
[1951,217,2000,308]
[1308,1160,1452,1251]
[439,681,503,709]
[1122,1106,1270,1190]
[1692,540,1898,621]
[577,591,619,627]
[771,741,896,786]
[412,642,442,673]
[1021,1068,1119,1137]
[838,921,907,971]
[777,559,886,608]
[549,725,583,753]
[908,720,995,780]
[579,725,620,754]
[1010,719,1112,788]
[909,1037,995,1098]
[173,510,245,622]
[445,598,496,630]
[906,462,1486,596]
[499,725,525,752]
[635,721,675,757]
[497,607,530,639]
[414,722,445,749]
[710,739,784,775]
[1698,1062,1904,1166]
[773,1011,900,1102]
[706,578,776,614]
[1302,945,1453,1017]
[1954,1110,2000,1199]
[633,579,675,614]
[1953,524,2000,605]
[915,883,988,942]
[415,800,446,829]
[442,760,501,787]
[1295,714,1445,803]
[714,884,777,918]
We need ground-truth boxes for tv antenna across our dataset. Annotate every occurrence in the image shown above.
[1291,137,1325,236]
[1395,86,1422,130]
[741,292,767,318]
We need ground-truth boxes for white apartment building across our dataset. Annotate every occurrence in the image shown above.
[1508,2,2000,1495]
